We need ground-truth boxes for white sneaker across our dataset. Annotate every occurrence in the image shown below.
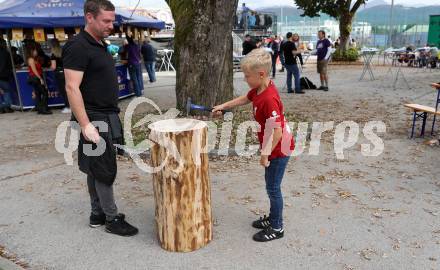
[61,107,71,114]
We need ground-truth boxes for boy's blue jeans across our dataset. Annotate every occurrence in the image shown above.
[265,156,290,230]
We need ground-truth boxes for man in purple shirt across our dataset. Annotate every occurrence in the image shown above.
[316,30,332,91]
[126,34,144,97]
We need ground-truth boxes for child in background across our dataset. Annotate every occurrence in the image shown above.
[213,48,295,242]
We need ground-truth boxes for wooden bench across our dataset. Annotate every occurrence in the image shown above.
[404,104,440,138]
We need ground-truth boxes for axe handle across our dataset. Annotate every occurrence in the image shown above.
[207,108,231,114]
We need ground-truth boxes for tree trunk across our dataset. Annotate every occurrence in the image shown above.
[148,119,212,252]
[338,12,353,51]
[166,0,238,111]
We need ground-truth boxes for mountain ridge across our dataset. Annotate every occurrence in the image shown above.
[257,3,440,25]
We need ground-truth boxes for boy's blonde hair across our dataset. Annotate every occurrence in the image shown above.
[240,48,272,75]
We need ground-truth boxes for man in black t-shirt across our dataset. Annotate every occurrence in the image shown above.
[268,35,280,78]
[242,34,257,56]
[282,32,305,94]
[0,38,14,113]
[63,0,138,237]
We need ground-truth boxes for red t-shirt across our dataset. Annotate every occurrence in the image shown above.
[28,58,43,78]
[247,81,295,160]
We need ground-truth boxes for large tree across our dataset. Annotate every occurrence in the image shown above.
[295,0,367,51]
[165,0,238,111]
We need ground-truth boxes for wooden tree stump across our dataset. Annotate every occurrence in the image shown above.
[148,119,212,252]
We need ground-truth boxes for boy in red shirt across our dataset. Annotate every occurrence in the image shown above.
[213,48,294,242]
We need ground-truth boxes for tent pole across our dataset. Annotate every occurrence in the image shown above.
[6,29,24,111]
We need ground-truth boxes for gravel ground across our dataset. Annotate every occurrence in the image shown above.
[0,62,439,270]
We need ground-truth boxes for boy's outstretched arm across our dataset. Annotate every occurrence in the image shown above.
[212,95,250,114]
[430,82,440,89]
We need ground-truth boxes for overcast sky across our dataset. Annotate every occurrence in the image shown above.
[112,0,440,9]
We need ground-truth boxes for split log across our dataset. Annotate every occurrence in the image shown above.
[148,119,212,252]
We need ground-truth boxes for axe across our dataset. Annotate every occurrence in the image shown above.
[186,98,229,116]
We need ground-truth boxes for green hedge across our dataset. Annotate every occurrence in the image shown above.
[332,48,360,62]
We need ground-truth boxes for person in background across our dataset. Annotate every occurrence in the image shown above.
[11,46,24,67]
[428,46,438,68]
[350,38,357,49]
[248,11,256,29]
[334,37,340,49]
[25,42,52,114]
[242,34,257,56]
[292,33,304,67]
[279,35,286,72]
[36,42,52,68]
[316,30,332,91]
[307,40,314,51]
[431,82,440,91]
[118,39,129,65]
[126,34,143,97]
[106,40,120,58]
[0,38,14,113]
[268,35,280,78]
[256,39,263,49]
[141,37,157,83]
[240,3,251,29]
[327,35,334,47]
[50,39,70,113]
[282,32,304,94]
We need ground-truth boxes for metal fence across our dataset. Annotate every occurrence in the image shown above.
[276,17,430,49]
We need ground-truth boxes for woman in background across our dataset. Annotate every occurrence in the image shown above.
[25,42,51,115]
[292,33,304,67]
[50,39,70,113]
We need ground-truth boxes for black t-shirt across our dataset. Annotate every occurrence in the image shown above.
[0,47,13,81]
[242,40,257,55]
[50,54,63,70]
[282,41,298,65]
[62,30,119,113]
[141,43,156,62]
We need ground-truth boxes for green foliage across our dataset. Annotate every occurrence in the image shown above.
[295,0,368,52]
[294,0,368,19]
[332,48,360,62]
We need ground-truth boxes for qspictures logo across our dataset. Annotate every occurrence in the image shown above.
[55,97,387,174]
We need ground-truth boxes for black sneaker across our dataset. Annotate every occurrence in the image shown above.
[38,110,53,115]
[318,86,326,90]
[253,226,284,242]
[89,213,106,228]
[4,107,14,113]
[105,214,138,237]
[295,91,306,94]
[323,87,329,91]
[252,215,271,229]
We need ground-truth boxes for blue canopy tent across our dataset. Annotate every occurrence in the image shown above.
[0,0,165,110]
[0,0,165,29]
[117,9,166,30]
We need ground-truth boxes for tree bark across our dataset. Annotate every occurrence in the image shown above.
[148,119,212,252]
[166,0,238,111]
[339,12,353,51]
